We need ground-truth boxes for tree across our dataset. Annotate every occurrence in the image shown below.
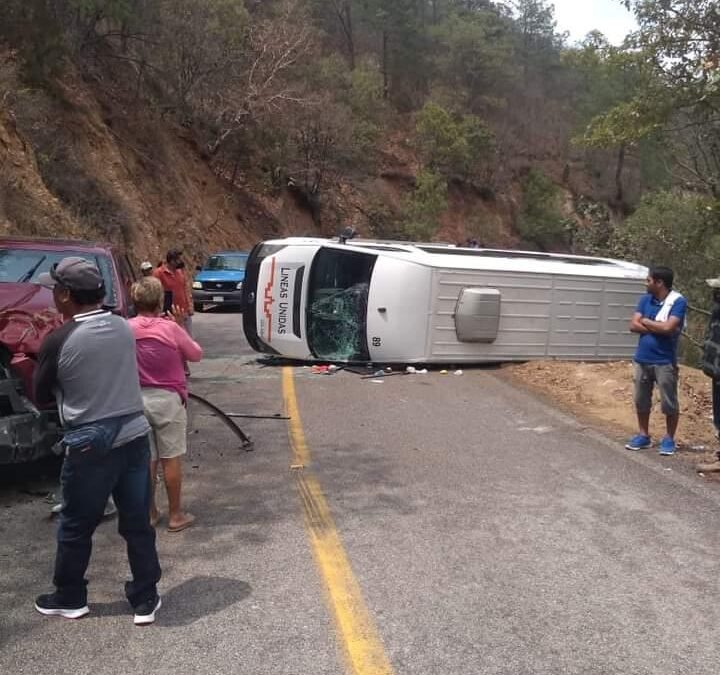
[569,39,661,208]
[154,0,249,121]
[207,0,315,155]
[590,1,720,197]
[405,168,448,239]
[415,101,495,181]
[517,169,568,250]
[430,6,514,112]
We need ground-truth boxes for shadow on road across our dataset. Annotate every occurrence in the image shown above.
[92,575,252,626]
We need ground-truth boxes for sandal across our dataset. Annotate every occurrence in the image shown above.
[167,514,195,533]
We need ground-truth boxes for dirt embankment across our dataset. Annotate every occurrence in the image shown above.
[505,361,719,475]
[0,57,306,265]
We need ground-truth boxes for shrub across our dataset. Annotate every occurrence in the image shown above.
[404,169,448,240]
[517,169,569,250]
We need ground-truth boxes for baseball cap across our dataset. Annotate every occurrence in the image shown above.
[707,278,720,288]
[37,257,105,292]
[140,261,153,272]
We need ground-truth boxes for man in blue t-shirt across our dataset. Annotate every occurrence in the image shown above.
[626,266,687,455]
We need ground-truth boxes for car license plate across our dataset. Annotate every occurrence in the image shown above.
[212,296,224,302]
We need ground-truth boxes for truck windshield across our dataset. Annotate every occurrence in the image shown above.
[306,248,376,362]
[205,255,247,271]
[0,249,116,306]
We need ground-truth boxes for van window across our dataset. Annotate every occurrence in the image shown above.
[306,248,376,361]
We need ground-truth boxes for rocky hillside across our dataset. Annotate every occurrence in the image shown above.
[0,55,310,267]
[0,50,625,267]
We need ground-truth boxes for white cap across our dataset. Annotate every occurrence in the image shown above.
[140,261,153,271]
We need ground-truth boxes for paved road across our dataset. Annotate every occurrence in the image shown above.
[2,311,720,674]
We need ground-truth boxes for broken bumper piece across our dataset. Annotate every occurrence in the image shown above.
[0,411,59,465]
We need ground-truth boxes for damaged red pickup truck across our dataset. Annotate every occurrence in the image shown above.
[0,237,136,464]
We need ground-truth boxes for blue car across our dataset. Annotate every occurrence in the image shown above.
[192,251,249,312]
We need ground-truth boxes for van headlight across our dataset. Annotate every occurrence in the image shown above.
[236,282,243,290]
[192,281,202,290]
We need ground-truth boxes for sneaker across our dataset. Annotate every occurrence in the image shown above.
[625,434,651,451]
[697,460,720,473]
[134,595,161,626]
[658,436,677,456]
[35,593,89,619]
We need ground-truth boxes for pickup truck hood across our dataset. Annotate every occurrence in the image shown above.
[0,283,63,356]
[195,269,245,283]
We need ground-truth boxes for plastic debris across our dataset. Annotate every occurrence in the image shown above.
[311,365,330,374]
[418,368,428,374]
[454,369,463,376]
[439,369,448,374]
[406,366,416,374]
[328,364,340,373]
[371,379,384,384]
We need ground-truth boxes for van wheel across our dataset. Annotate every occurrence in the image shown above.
[194,303,204,313]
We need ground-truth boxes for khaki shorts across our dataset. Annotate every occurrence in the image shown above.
[142,388,187,460]
[633,362,679,416]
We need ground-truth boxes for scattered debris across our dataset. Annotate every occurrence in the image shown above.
[454,369,464,376]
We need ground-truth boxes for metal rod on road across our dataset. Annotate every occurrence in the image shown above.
[199,413,290,421]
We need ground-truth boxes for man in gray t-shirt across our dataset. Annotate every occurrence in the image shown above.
[32,257,162,626]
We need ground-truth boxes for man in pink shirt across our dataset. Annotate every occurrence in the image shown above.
[129,277,203,532]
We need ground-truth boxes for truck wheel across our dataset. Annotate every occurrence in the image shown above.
[194,302,204,313]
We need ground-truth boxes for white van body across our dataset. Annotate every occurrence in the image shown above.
[241,238,648,364]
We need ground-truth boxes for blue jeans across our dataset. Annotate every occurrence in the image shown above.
[53,434,161,607]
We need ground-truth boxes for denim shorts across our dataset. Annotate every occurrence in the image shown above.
[633,362,679,415]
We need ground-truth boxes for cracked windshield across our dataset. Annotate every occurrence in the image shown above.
[306,248,376,362]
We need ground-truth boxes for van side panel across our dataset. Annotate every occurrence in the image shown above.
[429,269,643,362]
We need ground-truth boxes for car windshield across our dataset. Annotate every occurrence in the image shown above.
[0,248,117,306]
[205,255,247,271]
[306,248,376,361]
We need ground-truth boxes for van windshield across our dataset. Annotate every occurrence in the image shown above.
[306,248,376,362]
[205,255,247,271]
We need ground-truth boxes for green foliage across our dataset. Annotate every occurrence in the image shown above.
[415,102,494,179]
[431,8,515,110]
[614,190,720,303]
[404,169,448,240]
[517,169,569,249]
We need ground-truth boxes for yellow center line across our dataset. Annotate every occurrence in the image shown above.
[282,367,395,675]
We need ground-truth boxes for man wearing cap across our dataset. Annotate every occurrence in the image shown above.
[33,257,162,625]
[140,261,154,277]
[698,277,720,473]
[153,249,193,333]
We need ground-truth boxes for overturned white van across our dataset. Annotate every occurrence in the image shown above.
[240,238,648,364]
